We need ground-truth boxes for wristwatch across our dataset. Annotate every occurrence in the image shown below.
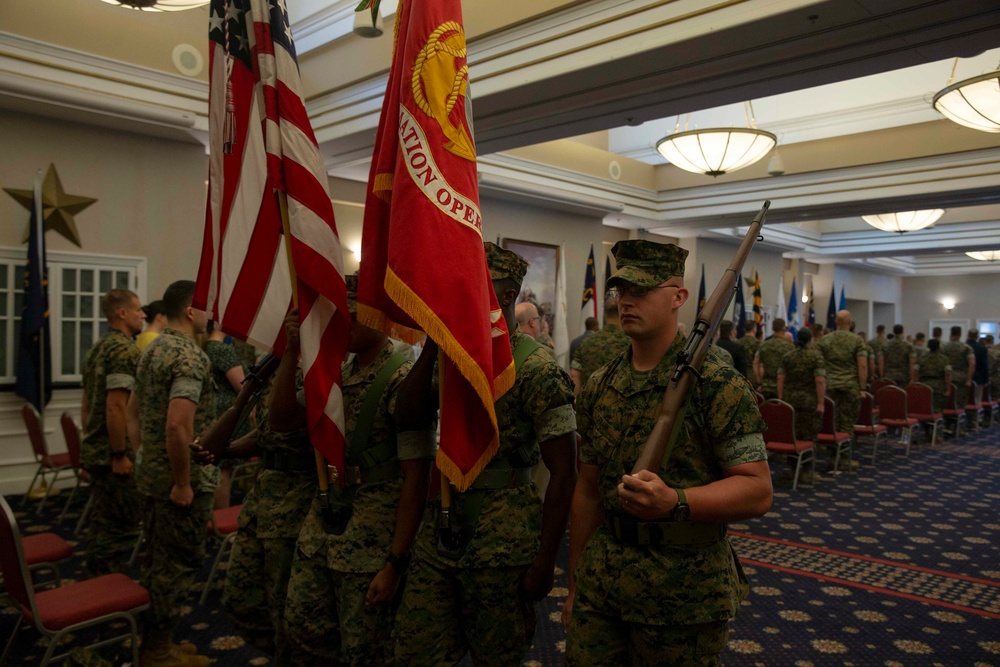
[386,551,411,573]
[110,449,127,460]
[670,487,690,522]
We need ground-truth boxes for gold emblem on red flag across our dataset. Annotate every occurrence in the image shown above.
[412,22,476,162]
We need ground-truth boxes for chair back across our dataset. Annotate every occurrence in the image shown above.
[22,403,49,462]
[0,495,38,620]
[60,412,83,471]
[875,385,908,420]
[905,383,934,415]
[760,399,800,448]
[820,396,837,435]
[857,391,876,426]
[941,382,959,412]
[964,381,979,408]
[872,378,896,393]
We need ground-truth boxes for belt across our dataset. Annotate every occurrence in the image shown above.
[262,450,315,472]
[606,513,725,547]
[331,460,401,487]
[466,466,532,491]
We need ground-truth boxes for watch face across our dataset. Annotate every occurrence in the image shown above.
[672,504,691,522]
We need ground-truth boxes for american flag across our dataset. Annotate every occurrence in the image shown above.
[195,0,351,470]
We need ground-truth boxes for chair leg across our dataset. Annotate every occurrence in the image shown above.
[199,533,235,606]
[791,455,802,491]
[39,629,61,667]
[74,492,94,537]
[1,616,24,666]
[128,526,145,567]
[58,476,83,525]
[37,469,64,514]
[21,467,43,509]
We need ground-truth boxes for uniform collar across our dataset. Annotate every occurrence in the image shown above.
[344,340,395,385]
[609,332,686,397]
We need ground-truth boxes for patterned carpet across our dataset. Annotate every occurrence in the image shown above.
[3,427,999,666]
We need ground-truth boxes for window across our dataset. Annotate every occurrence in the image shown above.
[0,248,146,386]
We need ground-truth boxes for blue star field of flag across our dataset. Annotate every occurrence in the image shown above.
[209,0,299,68]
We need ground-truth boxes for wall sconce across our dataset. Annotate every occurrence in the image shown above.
[942,298,956,312]
[349,244,362,261]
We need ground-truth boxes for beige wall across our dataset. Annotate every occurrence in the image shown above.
[0,110,208,300]
[901,274,1000,338]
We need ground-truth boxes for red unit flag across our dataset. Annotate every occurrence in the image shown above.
[358,0,515,490]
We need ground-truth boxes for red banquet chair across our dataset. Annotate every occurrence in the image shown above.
[0,495,149,667]
[981,383,999,427]
[854,391,887,465]
[199,503,243,605]
[57,413,90,527]
[760,399,815,491]
[942,381,967,438]
[817,396,853,473]
[872,378,896,394]
[875,385,918,456]
[905,383,944,446]
[21,405,75,513]
[964,382,985,431]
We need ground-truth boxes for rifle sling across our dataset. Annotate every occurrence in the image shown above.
[346,350,408,476]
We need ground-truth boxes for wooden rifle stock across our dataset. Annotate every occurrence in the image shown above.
[632,201,770,474]
[199,353,280,461]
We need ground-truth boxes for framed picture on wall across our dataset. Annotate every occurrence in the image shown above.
[502,239,559,316]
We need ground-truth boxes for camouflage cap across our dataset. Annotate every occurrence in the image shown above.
[345,274,358,314]
[484,242,528,286]
[608,240,688,288]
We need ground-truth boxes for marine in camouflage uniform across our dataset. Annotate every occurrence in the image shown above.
[754,326,793,400]
[941,333,974,389]
[987,338,1000,402]
[571,309,629,391]
[131,281,217,665]
[881,327,915,387]
[816,311,867,446]
[80,289,145,576]
[219,353,314,658]
[737,323,760,383]
[394,243,578,667]
[565,240,771,666]
[915,343,952,413]
[283,280,435,667]
[777,331,826,443]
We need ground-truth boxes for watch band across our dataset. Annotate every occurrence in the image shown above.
[386,551,411,573]
[674,487,687,508]
[110,449,127,460]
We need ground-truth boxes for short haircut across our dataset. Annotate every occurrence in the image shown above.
[719,320,734,337]
[744,320,757,332]
[772,318,785,333]
[893,324,904,335]
[932,327,942,337]
[584,317,599,331]
[101,289,138,320]
[987,335,995,344]
[797,327,813,345]
[163,280,196,320]
[604,298,619,317]
[876,325,885,334]
[928,339,940,352]
[915,332,925,341]
[950,325,962,337]
[811,323,823,337]
[143,300,165,324]
[968,328,979,338]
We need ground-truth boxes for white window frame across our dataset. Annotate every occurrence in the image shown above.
[0,247,147,385]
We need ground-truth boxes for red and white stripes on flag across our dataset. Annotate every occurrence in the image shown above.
[195,0,351,470]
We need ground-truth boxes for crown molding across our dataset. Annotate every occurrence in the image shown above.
[291,0,397,55]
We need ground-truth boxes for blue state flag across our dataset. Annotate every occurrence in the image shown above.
[734,273,746,338]
[839,285,847,311]
[826,283,837,330]
[697,264,706,311]
[788,278,798,325]
[15,179,52,412]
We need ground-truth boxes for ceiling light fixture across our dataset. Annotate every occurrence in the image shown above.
[966,250,1000,261]
[656,102,777,177]
[932,58,1000,133]
[99,0,209,11]
[861,209,945,233]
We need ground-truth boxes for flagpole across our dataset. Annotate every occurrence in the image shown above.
[33,169,44,419]
[276,190,329,496]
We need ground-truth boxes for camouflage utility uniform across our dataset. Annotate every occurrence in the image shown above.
[134,328,219,632]
[989,346,1000,403]
[778,346,826,443]
[567,340,766,665]
[869,337,888,376]
[204,339,250,440]
[941,340,974,387]
[222,374,315,656]
[738,335,760,382]
[80,329,141,576]
[394,330,577,667]
[283,342,433,666]
[571,323,630,388]
[916,351,952,413]
[817,330,867,438]
[882,339,915,387]
[755,336,793,399]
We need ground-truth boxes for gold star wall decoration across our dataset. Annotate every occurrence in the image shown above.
[3,164,96,248]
